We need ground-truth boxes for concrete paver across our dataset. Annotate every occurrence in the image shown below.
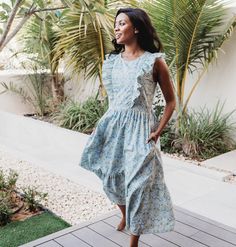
[202,150,236,174]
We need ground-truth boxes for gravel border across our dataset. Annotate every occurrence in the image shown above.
[0,149,116,226]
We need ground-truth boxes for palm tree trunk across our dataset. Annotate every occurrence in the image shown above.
[51,73,64,107]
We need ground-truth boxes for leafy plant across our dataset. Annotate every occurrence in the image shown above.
[0,169,18,226]
[153,87,165,122]
[0,192,12,226]
[0,64,52,116]
[0,169,5,191]
[173,102,236,159]
[52,96,108,133]
[23,186,48,212]
[18,7,65,105]
[53,0,138,99]
[0,169,18,191]
[0,169,48,226]
[160,120,177,153]
[144,0,236,112]
[0,0,68,52]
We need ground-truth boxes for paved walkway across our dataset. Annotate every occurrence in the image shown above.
[20,206,236,247]
[0,111,236,238]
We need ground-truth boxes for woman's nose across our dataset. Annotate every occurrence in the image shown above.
[114,25,119,32]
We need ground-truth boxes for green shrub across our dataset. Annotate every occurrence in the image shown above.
[173,102,236,160]
[53,96,108,133]
[0,192,12,226]
[0,169,18,192]
[23,186,48,212]
[0,169,48,226]
[153,88,165,122]
[0,65,52,116]
[160,120,177,153]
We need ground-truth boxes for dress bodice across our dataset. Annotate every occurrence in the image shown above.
[102,51,165,116]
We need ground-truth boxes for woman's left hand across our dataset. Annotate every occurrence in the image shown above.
[146,132,160,144]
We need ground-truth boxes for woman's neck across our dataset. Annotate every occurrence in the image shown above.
[122,44,145,59]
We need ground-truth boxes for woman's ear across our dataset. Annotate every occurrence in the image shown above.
[134,29,139,34]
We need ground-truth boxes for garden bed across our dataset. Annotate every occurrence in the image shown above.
[0,149,116,226]
[0,211,71,247]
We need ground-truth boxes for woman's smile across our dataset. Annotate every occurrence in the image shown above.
[114,13,136,44]
[115,33,122,40]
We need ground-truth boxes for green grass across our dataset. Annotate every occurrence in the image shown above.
[0,211,71,247]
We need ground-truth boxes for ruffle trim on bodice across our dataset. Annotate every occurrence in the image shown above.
[102,53,118,104]
[102,52,165,111]
[131,52,165,110]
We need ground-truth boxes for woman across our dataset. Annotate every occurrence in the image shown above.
[80,7,176,247]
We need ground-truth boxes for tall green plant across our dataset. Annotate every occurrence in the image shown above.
[144,0,236,113]
[18,5,65,106]
[0,64,51,116]
[173,102,236,159]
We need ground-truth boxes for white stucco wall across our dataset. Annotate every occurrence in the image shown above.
[0,69,99,115]
[0,70,34,114]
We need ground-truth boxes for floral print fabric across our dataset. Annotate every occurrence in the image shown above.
[80,51,175,235]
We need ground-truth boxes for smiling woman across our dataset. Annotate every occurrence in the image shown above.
[80,7,176,247]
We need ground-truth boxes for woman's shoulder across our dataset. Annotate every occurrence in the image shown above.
[102,53,119,71]
[145,51,165,60]
[141,51,166,71]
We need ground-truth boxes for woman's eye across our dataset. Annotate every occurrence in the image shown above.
[114,22,125,29]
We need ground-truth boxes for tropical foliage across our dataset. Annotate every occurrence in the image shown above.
[0,168,48,226]
[0,0,67,52]
[18,4,65,105]
[52,96,108,133]
[52,0,138,98]
[160,102,236,160]
[0,64,51,116]
[144,0,236,112]
[0,0,68,111]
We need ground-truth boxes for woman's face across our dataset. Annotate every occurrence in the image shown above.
[114,13,137,45]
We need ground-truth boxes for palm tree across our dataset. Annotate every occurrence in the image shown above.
[19,9,64,106]
[144,0,236,113]
[52,0,138,100]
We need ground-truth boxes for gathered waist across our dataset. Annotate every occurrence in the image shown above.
[107,106,154,116]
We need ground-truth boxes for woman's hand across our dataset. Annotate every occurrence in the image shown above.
[146,131,160,144]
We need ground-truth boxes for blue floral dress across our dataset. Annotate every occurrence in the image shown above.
[80,51,175,235]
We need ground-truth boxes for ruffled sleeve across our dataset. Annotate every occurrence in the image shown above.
[131,52,166,109]
[102,53,118,106]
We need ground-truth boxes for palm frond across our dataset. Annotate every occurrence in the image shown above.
[144,0,236,109]
[0,81,31,103]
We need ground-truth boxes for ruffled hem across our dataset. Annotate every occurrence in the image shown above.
[91,167,124,182]
[127,215,175,235]
[131,52,165,109]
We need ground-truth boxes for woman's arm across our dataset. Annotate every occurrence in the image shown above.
[146,58,176,144]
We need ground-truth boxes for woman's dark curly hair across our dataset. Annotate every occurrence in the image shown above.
[111,8,163,54]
